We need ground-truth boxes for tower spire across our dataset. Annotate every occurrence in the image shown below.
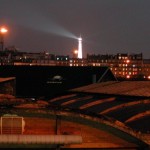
[78,36,82,59]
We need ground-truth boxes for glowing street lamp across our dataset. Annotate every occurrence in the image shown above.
[72,49,78,58]
[74,49,78,54]
[0,27,8,33]
[0,27,8,51]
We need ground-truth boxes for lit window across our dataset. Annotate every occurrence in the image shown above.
[133,64,136,67]
[126,60,130,63]
[126,75,130,79]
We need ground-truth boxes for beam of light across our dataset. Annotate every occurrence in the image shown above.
[40,19,78,40]
[7,6,78,40]
[2,0,78,40]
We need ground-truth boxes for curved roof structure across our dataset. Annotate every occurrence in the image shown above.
[49,94,150,133]
[47,81,150,147]
[0,81,149,148]
[0,108,148,149]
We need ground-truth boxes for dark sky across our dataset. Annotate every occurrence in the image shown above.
[0,0,150,58]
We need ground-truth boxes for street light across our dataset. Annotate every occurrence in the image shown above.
[72,49,78,58]
[0,27,8,51]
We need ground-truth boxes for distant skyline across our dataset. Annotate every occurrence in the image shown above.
[0,0,150,58]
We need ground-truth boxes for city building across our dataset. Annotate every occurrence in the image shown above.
[87,53,146,79]
[0,50,150,80]
[143,59,150,79]
[69,58,87,66]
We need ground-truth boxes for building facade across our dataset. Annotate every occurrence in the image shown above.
[87,53,146,79]
[0,50,150,80]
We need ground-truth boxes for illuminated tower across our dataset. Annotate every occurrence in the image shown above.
[78,36,82,59]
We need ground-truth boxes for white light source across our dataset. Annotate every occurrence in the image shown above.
[0,27,8,33]
[78,36,82,59]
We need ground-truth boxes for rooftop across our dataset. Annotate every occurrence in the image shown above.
[70,81,150,98]
[0,77,15,83]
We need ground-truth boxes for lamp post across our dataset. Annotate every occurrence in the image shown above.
[0,27,8,51]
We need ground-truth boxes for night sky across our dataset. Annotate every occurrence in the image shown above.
[0,0,150,58]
